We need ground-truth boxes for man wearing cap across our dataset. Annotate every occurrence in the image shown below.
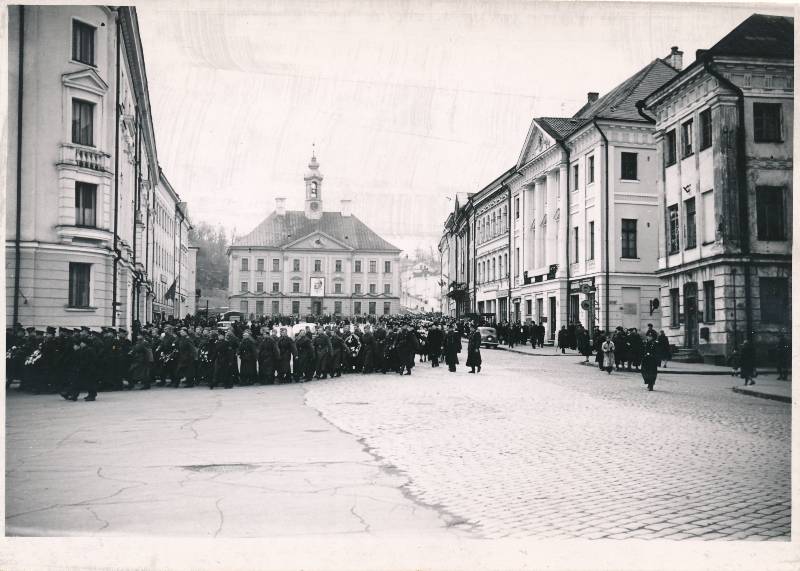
[426,323,443,367]
[257,326,279,385]
[238,330,258,386]
[174,328,197,388]
[312,326,332,380]
[277,327,297,383]
[360,325,376,375]
[295,329,314,382]
[129,331,154,390]
[210,331,235,389]
[444,323,462,373]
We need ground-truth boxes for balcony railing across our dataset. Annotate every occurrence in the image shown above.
[60,144,111,172]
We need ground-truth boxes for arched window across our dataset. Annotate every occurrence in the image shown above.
[492,258,496,281]
[504,253,508,278]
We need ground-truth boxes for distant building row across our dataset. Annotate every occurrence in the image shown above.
[439,14,792,361]
[6,6,198,330]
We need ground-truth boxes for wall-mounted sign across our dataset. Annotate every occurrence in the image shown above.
[310,277,325,297]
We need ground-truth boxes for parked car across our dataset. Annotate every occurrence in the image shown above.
[478,326,498,348]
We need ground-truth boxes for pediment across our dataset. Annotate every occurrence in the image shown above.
[517,120,556,168]
[62,68,109,96]
[283,231,352,251]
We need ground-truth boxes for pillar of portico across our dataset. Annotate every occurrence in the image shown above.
[557,162,568,277]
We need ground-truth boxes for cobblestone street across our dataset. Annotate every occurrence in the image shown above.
[305,349,791,541]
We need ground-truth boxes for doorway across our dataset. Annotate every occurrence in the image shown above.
[549,297,556,340]
[684,282,698,348]
[312,300,322,316]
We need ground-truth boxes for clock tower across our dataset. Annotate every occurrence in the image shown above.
[303,149,324,220]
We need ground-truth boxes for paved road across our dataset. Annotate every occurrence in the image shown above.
[305,349,791,541]
[6,349,790,541]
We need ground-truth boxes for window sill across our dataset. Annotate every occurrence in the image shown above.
[65,306,97,312]
[685,245,697,251]
[665,162,677,169]
[754,139,783,144]
[620,257,640,261]
[699,145,712,153]
[619,179,639,183]
[681,152,694,160]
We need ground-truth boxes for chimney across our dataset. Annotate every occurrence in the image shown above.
[667,46,683,71]
[340,199,352,217]
[587,92,599,104]
[275,197,286,216]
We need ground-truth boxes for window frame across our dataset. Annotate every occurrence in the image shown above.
[256,281,264,293]
[684,197,697,250]
[384,283,391,294]
[314,259,321,272]
[68,262,91,308]
[354,260,362,273]
[292,282,300,293]
[699,109,712,150]
[665,129,677,166]
[256,258,265,272]
[335,259,342,273]
[756,186,787,241]
[681,118,694,158]
[668,205,680,254]
[384,261,391,273]
[272,258,280,272]
[292,259,300,272]
[620,152,638,181]
[588,221,595,261]
[240,258,249,272]
[74,181,97,227]
[334,282,342,294]
[369,260,377,273]
[621,219,638,259]
[670,288,680,326]
[760,277,790,324]
[703,281,715,323]
[753,102,783,143]
[71,98,95,147]
[71,19,96,66]
[572,164,579,190]
[271,281,279,293]
[292,300,300,314]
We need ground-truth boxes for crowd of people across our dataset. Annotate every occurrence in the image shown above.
[7,313,789,401]
[5,313,487,401]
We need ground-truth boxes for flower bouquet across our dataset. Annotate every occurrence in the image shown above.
[24,349,42,367]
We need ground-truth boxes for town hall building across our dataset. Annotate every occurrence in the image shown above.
[227,153,401,318]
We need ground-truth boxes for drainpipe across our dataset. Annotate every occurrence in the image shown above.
[556,141,571,323]
[704,61,752,342]
[472,209,477,315]
[111,12,122,326]
[13,6,25,327]
[593,119,610,332]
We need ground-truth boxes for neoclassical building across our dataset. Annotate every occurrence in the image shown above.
[228,154,401,318]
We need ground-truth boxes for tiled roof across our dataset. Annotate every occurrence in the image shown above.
[232,211,400,251]
[536,117,588,140]
[705,14,793,59]
[572,59,678,122]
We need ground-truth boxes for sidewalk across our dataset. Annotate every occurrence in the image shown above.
[732,378,792,403]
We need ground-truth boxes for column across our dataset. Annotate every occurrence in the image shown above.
[557,162,568,277]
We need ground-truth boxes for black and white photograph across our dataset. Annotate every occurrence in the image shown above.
[2,0,795,569]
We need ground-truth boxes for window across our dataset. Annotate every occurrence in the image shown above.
[354,260,362,273]
[68,262,91,307]
[384,302,391,315]
[72,20,95,65]
[334,301,342,314]
[292,282,300,293]
[369,283,376,294]
[354,301,362,315]
[292,300,300,314]
[760,278,789,324]
[272,301,279,314]
[702,190,715,244]
[756,186,786,241]
[271,282,279,293]
[621,219,637,259]
[331,282,340,293]
[256,301,264,316]
[621,152,637,180]
[74,182,96,227]
[256,281,264,293]
[369,260,377,273]
[240,300,249,314]
[526,299,532,316]
[665,129,677,166]
[241,258,249,271]
[384,261,391,273]
[240,281,248,292]
[515,248,520,277]
[699,109,712,150]
[257,258,264,271]
[681,119,694,157]
[335,260,342,272]
[670,288,680,326]
[354,283,362,294]
[293,259,300,272]
[573,227,579,261]
[572,164,579,190]
[668,205,680,254]
[72,99,94,146]
[314,259,321,272]
[515,197,520,219]
[703,281,715,323]
[588,221,595,260]
[492,258,496,281]
[384,284,391,294]
[587,155,595,184]
[753,103,782,142]
[368,302,376,315]
[685,198,697,249]
[272,258,280,271]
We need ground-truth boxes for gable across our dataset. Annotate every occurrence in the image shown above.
[62,68,109,96]
[517,120,556,168]
[283,230,352,251]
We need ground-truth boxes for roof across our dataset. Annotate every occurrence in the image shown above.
[531,59,678,142]
[232,211,400,251]
[704,13,793,59]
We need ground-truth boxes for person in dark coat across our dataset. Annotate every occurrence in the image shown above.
[739,340,756,386]
[444,323,462,372]
[656,331,671,368]
[373,325,386,373]
[557,325,569,354]
[116,329,133,389]
[343,325,362,373]
[277,327,297,382]
[397,325,418,375]
[129,335,153,390]
[612,327,627,371]
[529,321,537,349]
[237,330,258,386]
[627,329,643,371]
[63,332,98,401]
[576,325,591,362]
[466,325,482,373]
[385,326,399,373]
[567,322,577,350]
[211,332,235,389]
[537,323,546,348]
[258,328,280,385]
[427,324,443,367]
[155,325,177,386]
[173,329,197,388]
[313,327,332,379]
[641,336,659,391]
[328,329,344,377]
[359,325,375,374]
[296,330,315,382]
[593,330,605,369]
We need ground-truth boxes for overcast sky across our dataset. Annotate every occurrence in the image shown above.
[137,0,792,252]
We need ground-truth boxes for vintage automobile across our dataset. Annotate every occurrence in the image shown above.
[478,326,499,349]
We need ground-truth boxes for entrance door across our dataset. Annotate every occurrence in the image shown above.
[549,297,556,340]
[514,302,521,322]
[569,294,579,324]
[621,287,640,329]
[684,282,698,348]
[536,298,543,324]
[312,300,322,316]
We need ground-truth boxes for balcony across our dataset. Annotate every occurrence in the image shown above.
[59,144,111,173]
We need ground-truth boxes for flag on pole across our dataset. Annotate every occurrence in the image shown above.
[165,280,177,301]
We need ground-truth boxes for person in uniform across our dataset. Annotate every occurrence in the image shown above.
[361,325,376,374]
[211,331,235,389]
[129,332,154,390]
[343,325,362,374]
[373,324,386,374]
[396,324,417,376]
[237,330,258,386]
[444,323,462,373]
[277,327,297,383]
[312,327,332,379]
[116,329,133,389]
[65,329,99,401]
[174,328,198,388]
[641,335,659,391]
[257,327,280,385]
[295,329,315,382]
[155,325,177,386]
[426,323,443,367]
[466,324,482,373]
[328,328,344,378]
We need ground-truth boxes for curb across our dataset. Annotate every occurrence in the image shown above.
[731,386,791,404]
